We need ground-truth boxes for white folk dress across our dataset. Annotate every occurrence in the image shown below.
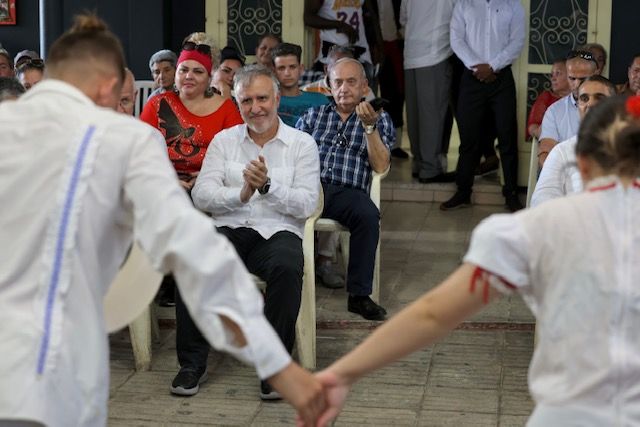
[0,80,290,426]
[465,175,640,426]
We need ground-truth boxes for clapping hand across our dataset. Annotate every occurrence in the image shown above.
[240,155,268,203]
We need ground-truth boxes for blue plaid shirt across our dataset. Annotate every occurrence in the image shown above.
[296,103,394,193]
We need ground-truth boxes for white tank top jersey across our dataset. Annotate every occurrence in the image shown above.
[317,0,372,64]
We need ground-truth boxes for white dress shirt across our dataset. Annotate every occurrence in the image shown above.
[465,176,640,425]
[539,94,580,143]
[400,0,455,69]
[0,80,290,426]
[192,121,320,239]
[450,0,525,72]
[531,136,582,207]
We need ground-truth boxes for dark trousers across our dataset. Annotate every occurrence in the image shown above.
[322,183,380,296]
[176,227,303,370]
[455,67,519,196]
[444,55,497,161]
[378,40,405,129]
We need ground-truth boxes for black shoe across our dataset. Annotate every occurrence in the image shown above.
[158,291,175,307]
[348,295,387,320]
[419,172,456,184]
[475,156,500,176]
[391,148,409,159]
[260,380,283,401]
[170,368,208,396]
[440,191,471,211]
[505,194,524,212]
[412,171,419,178]
[156,276,176,307]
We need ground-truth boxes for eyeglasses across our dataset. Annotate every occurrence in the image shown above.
[578,92,607,104]
[182,41,212,56]
[567,50,596,63]
[16,58,45,72]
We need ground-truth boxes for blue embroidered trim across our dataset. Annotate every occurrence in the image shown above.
[37,125,96,375]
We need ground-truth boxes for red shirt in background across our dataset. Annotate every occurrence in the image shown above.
[141,91,243,175]
[526,90,561,140]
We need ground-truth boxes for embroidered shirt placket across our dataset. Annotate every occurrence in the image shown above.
[36,126,96,375]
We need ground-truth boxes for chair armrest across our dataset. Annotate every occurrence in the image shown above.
[370,166,389,209]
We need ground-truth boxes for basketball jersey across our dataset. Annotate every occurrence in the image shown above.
[317,0,372,64]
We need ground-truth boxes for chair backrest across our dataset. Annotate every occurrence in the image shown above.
[526,138,539,208]
[134,80,155,118]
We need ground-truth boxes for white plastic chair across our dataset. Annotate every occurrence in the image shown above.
[526,137,539,208]
[254,189,324,370]
[134,80,155,118]
[312,169,389,304]
[123,193,323,371]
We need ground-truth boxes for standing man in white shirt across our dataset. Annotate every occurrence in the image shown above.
[538,50,598,166]
[400,0,457,182]
[0,15,325,426]
[444,0,525,212]
[179,65,320,400]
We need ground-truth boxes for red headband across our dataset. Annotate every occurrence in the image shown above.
[626,96,640,119]
[177,49,213,75]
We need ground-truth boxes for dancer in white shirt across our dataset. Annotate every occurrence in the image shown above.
[0,14,325,427]
[313,95,640,426]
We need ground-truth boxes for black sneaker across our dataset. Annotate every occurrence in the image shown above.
[260,380,283,401]
[348,295,387,320]
[440,191,471,211]
[170,368,208,396]
[505,194,524,212]
[391,148,409,159]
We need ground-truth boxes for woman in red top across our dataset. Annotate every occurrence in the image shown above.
[141,33,244,191]
[526,58,571,140]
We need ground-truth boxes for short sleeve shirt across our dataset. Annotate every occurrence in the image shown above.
[464,178,640,422]
[140,91,244,175]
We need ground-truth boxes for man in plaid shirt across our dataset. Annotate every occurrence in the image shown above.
[297,57,393,320]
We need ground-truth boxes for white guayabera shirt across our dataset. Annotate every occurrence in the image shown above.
[465,175,640,426]
[0,80,290,426]
[531,136,583,207]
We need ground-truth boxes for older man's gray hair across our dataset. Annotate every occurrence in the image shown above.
[328,57,366,80]
[148,49,177,71]
[233,64,279,96]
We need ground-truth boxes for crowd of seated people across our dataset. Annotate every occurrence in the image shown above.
[4,20,640,409]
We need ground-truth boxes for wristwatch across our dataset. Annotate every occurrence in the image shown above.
[258,177,271,195]
[363,123,376,135]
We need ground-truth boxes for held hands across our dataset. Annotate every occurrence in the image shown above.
[355,101,379,128]
[472,64,496,83]
[240,155,268,203]
[268,363,326,427]
[295,369,351,427]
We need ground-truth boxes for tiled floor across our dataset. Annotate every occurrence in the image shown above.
[108,199,536,426]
